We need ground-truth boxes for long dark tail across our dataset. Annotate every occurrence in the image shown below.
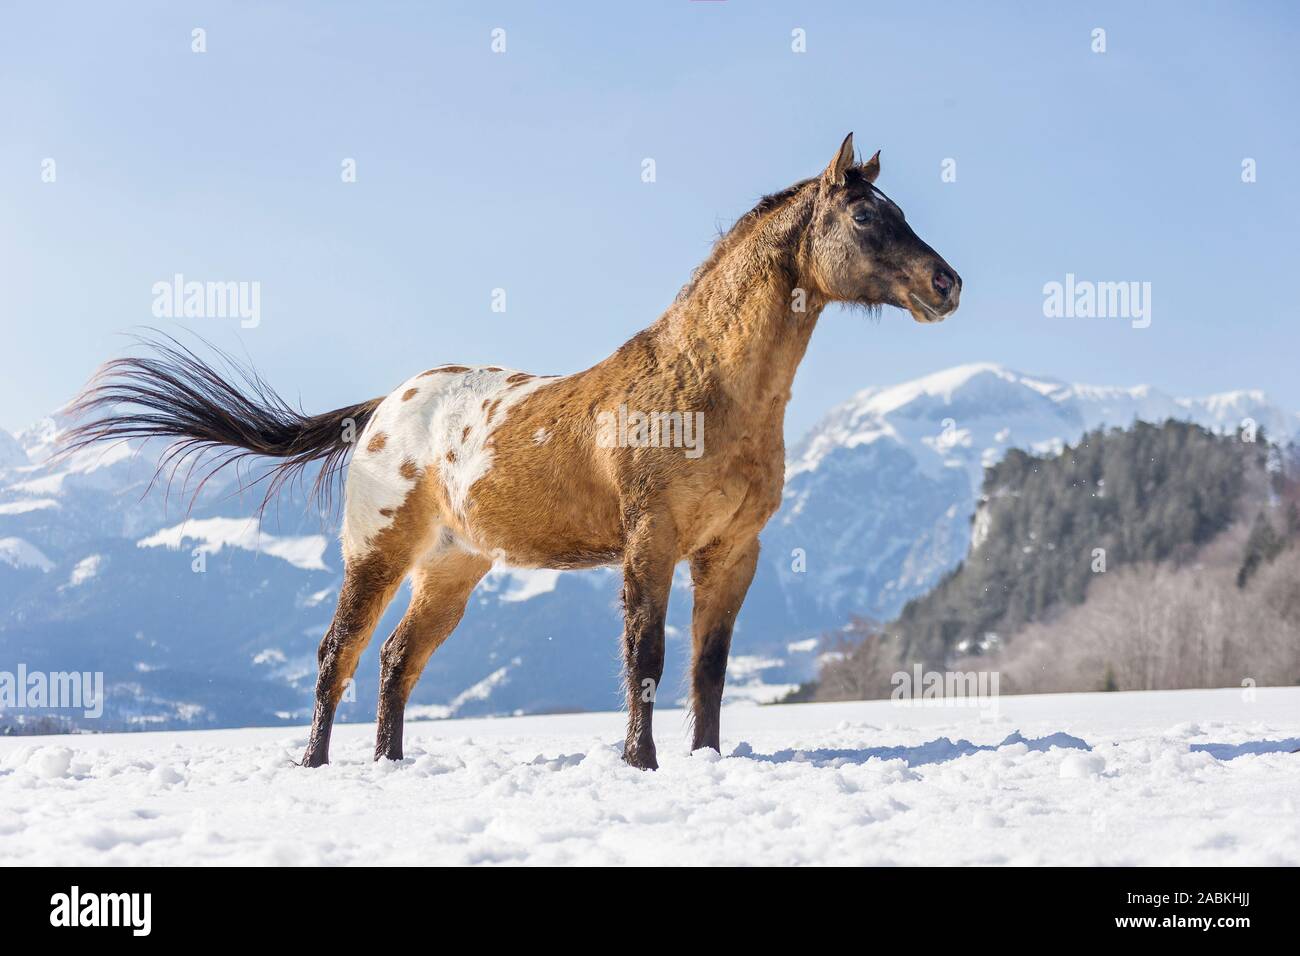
[61,333,383,515]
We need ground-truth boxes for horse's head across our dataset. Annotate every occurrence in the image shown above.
[805,133,961,323]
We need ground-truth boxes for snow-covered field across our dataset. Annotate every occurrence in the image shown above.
[2,687,1298,865]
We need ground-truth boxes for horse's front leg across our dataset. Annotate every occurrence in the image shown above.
[620,509,677,770]
[687,537,759,753]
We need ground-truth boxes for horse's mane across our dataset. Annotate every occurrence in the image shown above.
[674,176,817,304]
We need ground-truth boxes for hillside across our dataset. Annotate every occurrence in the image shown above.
[901,420,1262,663]
[808,421,1299,701]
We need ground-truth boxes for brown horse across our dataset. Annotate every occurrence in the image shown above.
[66,134,960,769]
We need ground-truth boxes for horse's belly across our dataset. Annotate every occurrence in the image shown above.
[461,444,624,569]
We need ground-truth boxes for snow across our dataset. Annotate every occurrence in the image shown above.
[0,428,28,469]
[15,417,60,464]
[299,587,334,608]
[58,438,135,475]
[21,746,74,780]
[481,567,563,603]
[65,554,103,587]
[1,687,1296,865]
[719,655,800,704]
[406,660,522,721]
[851,363,1017,418]
[0,536,54,572]
[137,517,330,572]
[4,473,66,495]
[0,497,59,515]
[786,362,1299,484]
[11,417,131,474]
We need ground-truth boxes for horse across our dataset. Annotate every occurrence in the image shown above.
[65,134,961,770]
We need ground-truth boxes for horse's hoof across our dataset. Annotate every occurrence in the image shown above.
[623,746,659,771]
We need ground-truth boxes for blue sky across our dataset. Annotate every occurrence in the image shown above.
[2,1,1297,439]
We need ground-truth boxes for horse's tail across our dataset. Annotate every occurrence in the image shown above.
[61,333,383,515]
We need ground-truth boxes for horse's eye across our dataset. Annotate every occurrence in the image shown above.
[852,210,872,224]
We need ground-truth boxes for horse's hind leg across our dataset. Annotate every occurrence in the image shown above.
[374,549,491,761]
[620,508,678,770]
[301,554,409,767]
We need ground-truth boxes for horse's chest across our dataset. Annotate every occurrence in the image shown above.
[680,438,784,547]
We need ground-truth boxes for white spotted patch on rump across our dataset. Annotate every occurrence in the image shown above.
[341,365,556,559]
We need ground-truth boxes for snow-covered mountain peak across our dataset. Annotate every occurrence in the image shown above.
[16,416,62,465]
[791,364,1297,484]
[849,362,1023,415]
[790,364,1066,483]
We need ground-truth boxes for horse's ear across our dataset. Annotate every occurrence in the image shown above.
[861,149,881,184]
[822,132,855,187]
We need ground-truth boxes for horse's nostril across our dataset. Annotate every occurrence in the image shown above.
[932,269,955,298]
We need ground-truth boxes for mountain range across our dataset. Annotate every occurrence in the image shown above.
[1,363,1295,730]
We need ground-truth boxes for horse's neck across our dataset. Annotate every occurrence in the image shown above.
[661,245,823,425]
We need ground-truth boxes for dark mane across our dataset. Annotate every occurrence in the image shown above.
[674,176,816,303]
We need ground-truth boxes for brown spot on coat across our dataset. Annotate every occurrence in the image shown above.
[401,388,419,401]
[445,450,457,463]
[486,398,502,422]
[461,426,471,442]
[505,372,533,385]
[419,365,471,376]
[399,460,419,481]
[366,432,388,453]
[379,508,394,517]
